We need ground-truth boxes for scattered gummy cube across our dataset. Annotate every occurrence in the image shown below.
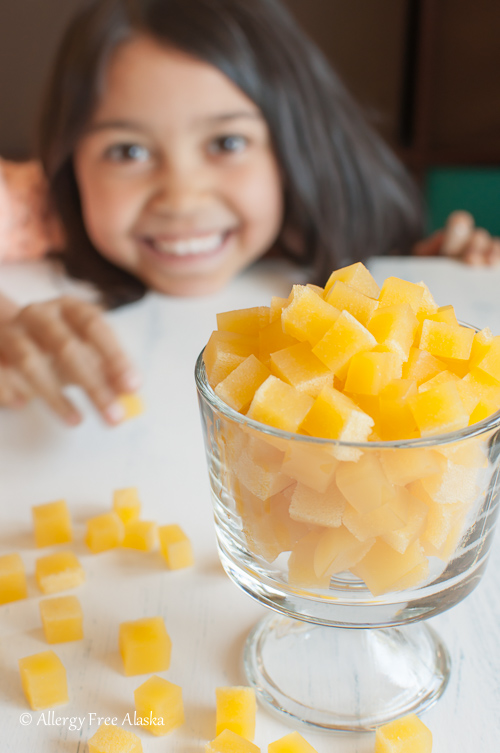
[32,499,72,547]
[119,616,171,676]
[116,393,144,421]
[206,729,260,753]
[268,731,318,753]
[216,686,257,740]
[85,512,125,553]
[39,595,84,643]
[88,723,143,753]
[159,524,194,569]
[113,487,141,524]
[375,713,432,752]
[134,675,184,736]
[19,650,68,710]
[0,553,27,605]
[35,551,85,595]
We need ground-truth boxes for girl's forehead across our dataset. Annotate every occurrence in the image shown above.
[93,34,259,125]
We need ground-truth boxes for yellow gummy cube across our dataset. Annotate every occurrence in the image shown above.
[0,553,27,605]
[85,512,125,553]
[35,551,85,594]
[378,379,419,440]
[134,675,184,736]
[415,281,438,319]
[379,447,444,486]
[217,306,270,335]
[381,489,428,553]
[232,438,290,501]
[258,319,298,362]
[40,595,83,643]
[468,327,494,370]
[117,393,144,421]
[289,480,346,528]
[206,729,260,753]
[204,331,258,387]
[19,650,68,710]
[301,385,374,460]
[419,320,474,360]
[475,334,500,383]
[32,499,72,547]
[463,369,500,424]
[88,724,143,753]
[270,294,292,322]
[336,453,395,514]
[324,261,380,299]
[158,524,194,569]
[247,375,314,432]
[237,483,306,563]
[215,354,270,412]
[418,370,459,393]
[270,342,333,397]
[281,284,340,345]
[281,443,338,493]
[344,351,403,396]
[378,276,425,315]
[367,303,418,360]
[325,279,379,326]
[409,381,470,436]
[269,731,319,753]
[216,686,257,740]
[288,530,332,588]
[375,713,432,753]
[313,525,374,578]
[352,539,428,595]
[122,520,158,551]
[343,495,409,542]
[113,487,141,523]
[402,347,446,386]
[312,310,376,375]
[119,616,171,676]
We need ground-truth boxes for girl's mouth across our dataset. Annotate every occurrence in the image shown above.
[145,230,233,258]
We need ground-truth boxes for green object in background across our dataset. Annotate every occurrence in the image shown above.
[425,167,500,235]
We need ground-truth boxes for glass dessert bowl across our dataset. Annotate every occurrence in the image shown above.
[195,352,500,732]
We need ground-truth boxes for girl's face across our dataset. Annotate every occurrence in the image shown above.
[74,35,284,296]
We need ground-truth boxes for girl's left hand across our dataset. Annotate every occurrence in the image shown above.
[413,211,500,265]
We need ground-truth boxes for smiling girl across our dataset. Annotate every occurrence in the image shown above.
[0,0,498,425]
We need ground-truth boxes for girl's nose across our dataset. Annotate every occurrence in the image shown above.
[147,161,207,215]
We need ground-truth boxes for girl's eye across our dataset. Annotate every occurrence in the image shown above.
[208,135,248,155]
[105,144,151,162]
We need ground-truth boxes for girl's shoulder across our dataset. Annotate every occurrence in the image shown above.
[0,157,64,263]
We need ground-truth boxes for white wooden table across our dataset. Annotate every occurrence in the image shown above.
[1,256,499,753]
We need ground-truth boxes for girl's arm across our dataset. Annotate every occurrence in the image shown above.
[413,211,500,265]
[0,295,140,425]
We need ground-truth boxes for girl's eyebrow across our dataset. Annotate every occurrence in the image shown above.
[85,111,262,134]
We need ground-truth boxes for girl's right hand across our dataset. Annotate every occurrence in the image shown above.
[0,296,140,426]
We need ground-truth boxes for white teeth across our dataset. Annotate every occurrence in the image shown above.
[152,233,225,256]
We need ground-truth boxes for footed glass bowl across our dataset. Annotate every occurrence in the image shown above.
[195,352,500,731]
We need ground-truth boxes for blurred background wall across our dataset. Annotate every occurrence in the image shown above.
[1,0,499,232]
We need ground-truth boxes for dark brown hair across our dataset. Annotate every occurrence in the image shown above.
[39,0,424,308]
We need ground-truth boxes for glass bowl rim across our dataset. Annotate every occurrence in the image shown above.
[195,349,500,450]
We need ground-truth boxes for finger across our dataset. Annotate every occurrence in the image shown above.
[0,331,81,425]
[413,230,445,257]
[441,211,475,256]
[485,239,500,266]
[60,298,141,392]
[462,228,492,266]
[55,338,126,425]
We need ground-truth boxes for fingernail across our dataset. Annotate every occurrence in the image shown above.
[66,411,82,427]
[123,371,142,392]
[104,401,126,425]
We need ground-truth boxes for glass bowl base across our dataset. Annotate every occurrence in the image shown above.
[243,613,451,732]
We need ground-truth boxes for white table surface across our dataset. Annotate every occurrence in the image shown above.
[1,256,499,753]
